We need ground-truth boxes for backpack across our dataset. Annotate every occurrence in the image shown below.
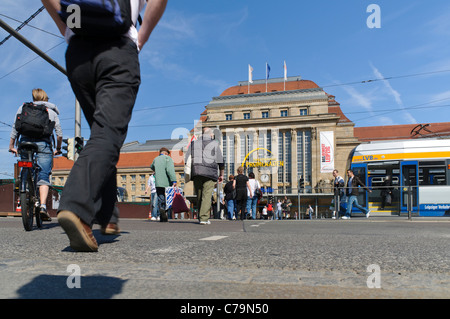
[15,102,55,139]
[59,0,132,37]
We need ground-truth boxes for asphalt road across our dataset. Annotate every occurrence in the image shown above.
[1,216,449,303]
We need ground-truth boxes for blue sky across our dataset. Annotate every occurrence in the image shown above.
[1,0,450,178]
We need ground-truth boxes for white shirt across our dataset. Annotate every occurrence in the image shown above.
[147,175,156,193]
[247,179,260,197]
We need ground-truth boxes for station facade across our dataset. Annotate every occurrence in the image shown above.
[51,76,450,216]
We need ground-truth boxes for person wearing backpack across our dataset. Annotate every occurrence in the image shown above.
[9,88,63,222]
[41,0,167,252]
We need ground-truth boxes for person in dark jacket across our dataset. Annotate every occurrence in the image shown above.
[233,166,252,220]
[332,169,346,218]
[343,169,372,219]
[186,127,224,225]
[380,175,393,210]
[223,175,236,220]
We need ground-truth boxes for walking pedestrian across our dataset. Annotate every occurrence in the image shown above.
[185,127,224,225]
[332,169,346,219]
[343,169,372,219]
[380,175,393,210]
[276,199,282,220]
[151,147,177,222]
[43,0,167,251]
[246,172,260,219]
[307,204,314,219]
[145,173,159,220]
[267,201,273,220]
[223,175,236,220]
[233,166,251,220]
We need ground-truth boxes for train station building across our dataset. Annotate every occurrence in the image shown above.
[50,76,450,218]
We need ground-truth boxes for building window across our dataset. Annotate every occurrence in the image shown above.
[297,130,312,191]
[131,184,136,191]
[141,184,146,191]
[244,113,251,119]
[223,133,235,178]
[121,175,126,182]
[131,175,136,182]
[280,110,288,117]
[226,114,232,121]
[299,108,308,116]
[262,111,269,118]
[278,131,291,190]
[140,174,146,182]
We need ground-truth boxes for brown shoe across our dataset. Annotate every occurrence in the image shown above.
[101,223,120,235]
[40,207,52,221]
[57,210,98,252]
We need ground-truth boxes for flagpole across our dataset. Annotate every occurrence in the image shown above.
[265,62,268,93]
[248,64,253,94]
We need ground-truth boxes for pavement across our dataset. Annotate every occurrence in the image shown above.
[0,215,449,304]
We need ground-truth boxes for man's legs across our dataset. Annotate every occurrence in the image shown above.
[34,141,53,221]
[60,36,140,227]
[345,195,356,218]
[352,196,370,216]
[156,187,168,222]
[58,36,140,251]
[251,196,258,219]
[194,176,215,223]
[151,192,159,219]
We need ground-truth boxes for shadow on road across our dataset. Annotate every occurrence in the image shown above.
[16,274,127,299]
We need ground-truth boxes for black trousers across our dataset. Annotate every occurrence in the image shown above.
[59,36,141,227]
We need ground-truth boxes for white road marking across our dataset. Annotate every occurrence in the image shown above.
[199,235,228,241]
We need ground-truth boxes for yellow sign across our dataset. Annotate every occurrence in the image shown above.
[241,148,284,168]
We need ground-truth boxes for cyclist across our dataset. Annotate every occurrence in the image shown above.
[9,88,63,221]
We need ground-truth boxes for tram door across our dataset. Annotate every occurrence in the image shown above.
[400,161,418,212]
[350,163,369,211]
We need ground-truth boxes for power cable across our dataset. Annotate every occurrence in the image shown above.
[0,13,63,39]
[0,40,65,80]
[322,69,450,89]
[0,7,46,46]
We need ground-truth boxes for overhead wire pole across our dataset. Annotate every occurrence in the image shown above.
[0,17,82,160]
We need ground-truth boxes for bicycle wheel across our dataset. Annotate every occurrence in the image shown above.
[20,174,34,231]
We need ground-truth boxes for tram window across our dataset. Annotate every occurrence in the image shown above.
[418,161,446,185]
[391,176,399,185]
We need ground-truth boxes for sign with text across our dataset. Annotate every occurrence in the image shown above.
[320,131,334,173]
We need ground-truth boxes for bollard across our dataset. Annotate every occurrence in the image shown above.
[407,186,412,220]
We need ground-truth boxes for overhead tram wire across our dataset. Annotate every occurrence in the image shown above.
[322,69,450,89]
[0,13,63,40]
[0,7,47,46]
[0,40,65,80]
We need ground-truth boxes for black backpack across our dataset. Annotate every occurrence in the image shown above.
[15,102,55,139]
[58,0,133,37]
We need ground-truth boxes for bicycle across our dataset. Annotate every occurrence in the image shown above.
[15,142,42,231]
